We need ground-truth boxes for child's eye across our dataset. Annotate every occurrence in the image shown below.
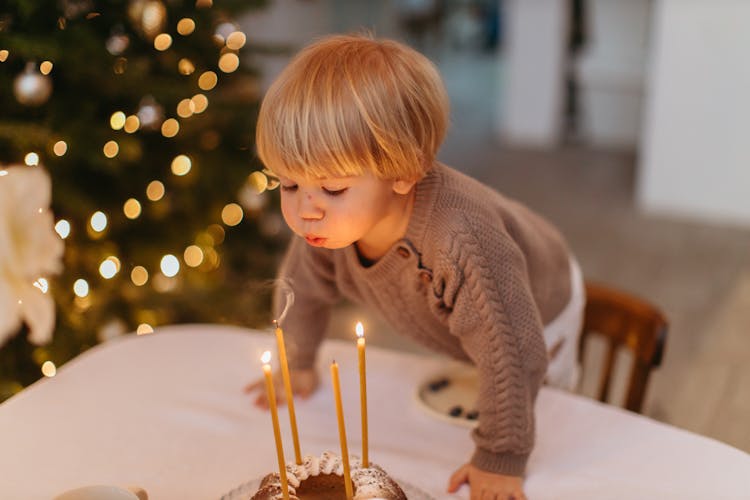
[323,187,348,196]
[280,184,298,192]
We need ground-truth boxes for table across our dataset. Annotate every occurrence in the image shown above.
[0,324,748,499]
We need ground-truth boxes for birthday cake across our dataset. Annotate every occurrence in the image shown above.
[250,451,407,500]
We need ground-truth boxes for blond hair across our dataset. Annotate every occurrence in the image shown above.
[256,33,449,181]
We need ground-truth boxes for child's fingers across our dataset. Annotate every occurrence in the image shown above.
[447,463,470,493]
[243,379,262,393]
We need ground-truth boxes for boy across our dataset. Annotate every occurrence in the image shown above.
[247,33,584,499]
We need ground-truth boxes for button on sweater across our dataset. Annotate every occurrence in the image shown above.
[274,162,573,476]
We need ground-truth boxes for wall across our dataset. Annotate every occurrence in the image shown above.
[637,0,750,225]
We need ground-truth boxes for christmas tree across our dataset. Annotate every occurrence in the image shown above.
[0,0,284,400]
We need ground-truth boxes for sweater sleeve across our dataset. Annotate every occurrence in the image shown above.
[274,236,341,369]
[438,219,548,477]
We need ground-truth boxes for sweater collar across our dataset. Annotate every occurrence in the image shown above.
[403,162,442,250]
[342,163,443,277]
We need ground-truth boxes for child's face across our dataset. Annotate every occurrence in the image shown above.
[275,169,412,255]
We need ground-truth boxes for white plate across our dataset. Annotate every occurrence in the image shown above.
[413,365,480,429]
[220,476,434,499]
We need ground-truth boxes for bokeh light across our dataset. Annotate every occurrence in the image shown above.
[123,198,142,219]
[53,141,68,156]
[198,71,217,91]
[24,152,39,166]
[221,203,244,226]
[160,254,180,277]
[103,140,119,158]
[218,53,239,73]
[55,219,71,239]
[146,180,165,201]
[171,155,192,176]
[90,211,108,232]
[177,18,195,35]
[131,266,149,286]
[73,279,90,297]
[184,245,204,267]
[154,33,172,51]
[110,111,126,130]
[161,118,179,137]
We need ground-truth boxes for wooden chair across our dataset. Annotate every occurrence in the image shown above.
[579,282,668,413]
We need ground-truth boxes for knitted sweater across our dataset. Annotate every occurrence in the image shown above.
[275,162,572,476]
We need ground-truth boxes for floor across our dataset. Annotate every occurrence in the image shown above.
[246,0,750,454]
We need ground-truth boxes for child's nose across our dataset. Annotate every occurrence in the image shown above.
[298,192,323,221]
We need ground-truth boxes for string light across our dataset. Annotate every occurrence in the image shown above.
[103,140,119,158]
[33,278,49,294]
[146,180,165,201]
[99,257,120,279]
[160,254,180,277]
[24,152,39,166]
[177,18,196,35]
[0,50,8,62]
[154,33,173,51]
[41,361,57,377]
[53,140,68,156]
[226,31,246,50]
[110,111,126,130]
[161,118,179,137]
[73,279,90,297]
[39,61,53,75]
[248,171,268,193]
[178,58,195,75]
[176,98,195,118]
[184,245,204,267]
[124,115,140,133]
[218,52,239,73]
[131,266,149,286]
[191,94,208,113]
[123,198,142,219]
[136,323,154,335]
[90,211,108,232]
[171,155,191,176]
[198,71,217,91]
[221,203,244,226]
[55,219,71,239]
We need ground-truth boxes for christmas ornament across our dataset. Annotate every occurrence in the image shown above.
[128,0,167,40]
[13,63,53,107]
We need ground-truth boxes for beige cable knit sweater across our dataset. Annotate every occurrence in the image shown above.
[274,162,572,476]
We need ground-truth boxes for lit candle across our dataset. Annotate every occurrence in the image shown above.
[330,360,354,500]
[356,322,369,467]
[261,351,290,500]
[274,321,302,464]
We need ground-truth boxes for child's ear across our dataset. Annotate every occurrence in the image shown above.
[392,179,417,195]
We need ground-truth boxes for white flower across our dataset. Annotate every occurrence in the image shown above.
[0,165,64,347]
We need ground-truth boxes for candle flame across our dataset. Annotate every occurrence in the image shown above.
[355,321,364,338]
[261,350,272,364]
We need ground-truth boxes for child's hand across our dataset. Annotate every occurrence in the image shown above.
[244,368,319,408]
[447,462,526,500]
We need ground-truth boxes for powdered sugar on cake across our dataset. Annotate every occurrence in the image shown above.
[250,451,407,499]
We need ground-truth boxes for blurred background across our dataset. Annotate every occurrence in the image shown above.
[1,0,748,456]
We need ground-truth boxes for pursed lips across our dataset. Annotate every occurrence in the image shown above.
[304,234,327,246]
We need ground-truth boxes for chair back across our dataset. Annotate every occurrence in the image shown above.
[580,282,668,413]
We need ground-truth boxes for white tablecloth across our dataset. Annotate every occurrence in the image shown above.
[0,324,748,499]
